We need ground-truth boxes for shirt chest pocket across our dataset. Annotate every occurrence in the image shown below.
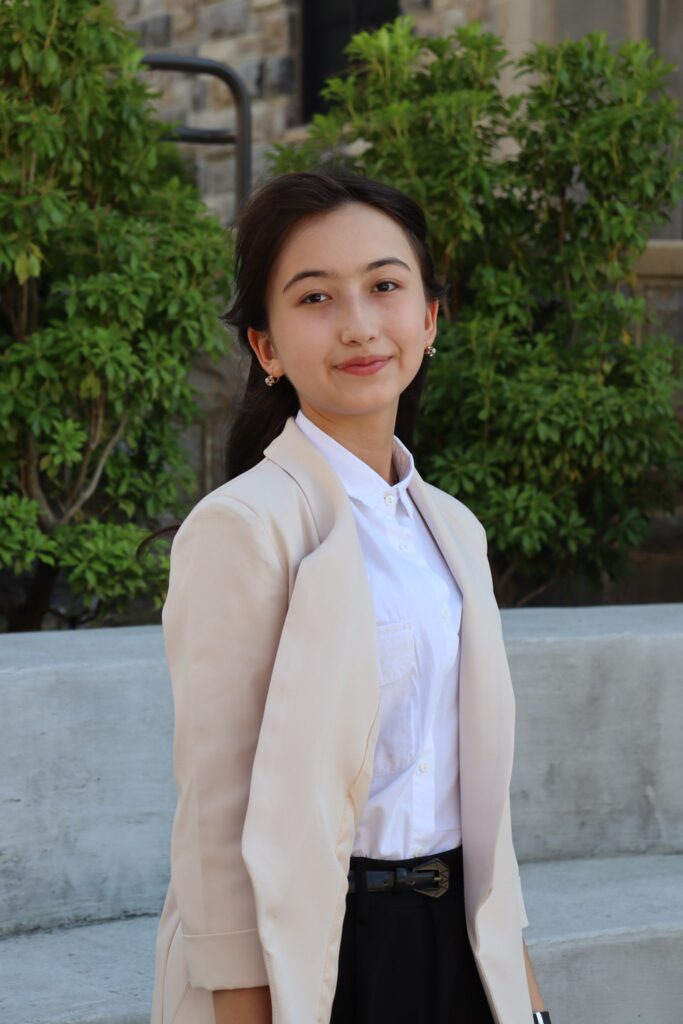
[372,622,420,777]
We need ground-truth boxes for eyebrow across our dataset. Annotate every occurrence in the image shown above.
[282,257,411,294]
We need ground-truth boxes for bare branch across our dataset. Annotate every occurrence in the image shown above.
[75,598,103,627]
[46,606,70,626]
[25,432,57,529]
[58,412,130,525]
[62,395,105,512]
[515,568,563,609]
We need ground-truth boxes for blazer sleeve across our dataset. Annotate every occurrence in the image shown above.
[161,497,288,991]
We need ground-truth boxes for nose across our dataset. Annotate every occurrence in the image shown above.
[338,297,379,346]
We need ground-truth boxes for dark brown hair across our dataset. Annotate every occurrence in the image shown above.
[222,164,444,479]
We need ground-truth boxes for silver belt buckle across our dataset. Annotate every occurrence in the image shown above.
[412,857,449,898]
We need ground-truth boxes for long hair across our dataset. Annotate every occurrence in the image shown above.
[222,165,445,480]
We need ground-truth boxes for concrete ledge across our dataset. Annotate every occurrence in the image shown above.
[503,604,683,861]
[1,608,682,936]
[0,627,174,936]
[0,854,680,1024]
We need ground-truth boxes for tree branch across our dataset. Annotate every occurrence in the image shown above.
[58,412,130,525]
[74,598,103,627]
[48,598,102,629]
[25,432,57,530]
[62,395,105,512]
[515,567,563,609]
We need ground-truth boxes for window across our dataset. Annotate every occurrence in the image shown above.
[302,0,400,120]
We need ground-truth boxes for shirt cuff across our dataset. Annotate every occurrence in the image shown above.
[183,927,269,991]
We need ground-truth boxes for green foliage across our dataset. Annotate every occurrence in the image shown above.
[271,17,683,604]
[0,0,233,629]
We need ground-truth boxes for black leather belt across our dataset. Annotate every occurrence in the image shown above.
[347,857,450,899]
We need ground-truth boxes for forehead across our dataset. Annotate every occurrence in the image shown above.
[270,202,416,285]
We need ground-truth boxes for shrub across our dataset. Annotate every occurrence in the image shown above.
[0,0,232,630]
[271,17,683,605]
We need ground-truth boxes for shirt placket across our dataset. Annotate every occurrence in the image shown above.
[410,734,436,857]
[410,563,449,856]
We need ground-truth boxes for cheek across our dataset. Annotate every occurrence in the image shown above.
[392,307,429,352]
[387,295,426,332]
[271,311,325,372]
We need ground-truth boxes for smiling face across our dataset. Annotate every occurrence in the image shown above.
[247,202,438,437]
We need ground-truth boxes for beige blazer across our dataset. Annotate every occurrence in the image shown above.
[151,416,531,1024]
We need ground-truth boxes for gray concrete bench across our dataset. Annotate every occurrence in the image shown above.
[1,606,682,1023]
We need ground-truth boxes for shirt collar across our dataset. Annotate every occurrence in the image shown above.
[294,410,416,518]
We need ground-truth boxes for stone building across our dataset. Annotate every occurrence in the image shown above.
[115,0,683,231]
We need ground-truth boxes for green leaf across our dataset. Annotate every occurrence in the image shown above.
[14,251,30,284]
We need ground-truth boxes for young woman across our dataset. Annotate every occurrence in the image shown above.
[150,168,549,1024]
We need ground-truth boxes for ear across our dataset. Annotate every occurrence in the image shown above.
[424,299,439,345]
[247,326,283,378]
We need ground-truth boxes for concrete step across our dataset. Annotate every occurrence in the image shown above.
[0,915,156,1024]
[521,853,683,1022]
[1,854,681,1024]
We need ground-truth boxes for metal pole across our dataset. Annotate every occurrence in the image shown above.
[141,53,252,213]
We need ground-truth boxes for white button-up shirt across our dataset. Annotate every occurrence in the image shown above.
[295,411,463,860]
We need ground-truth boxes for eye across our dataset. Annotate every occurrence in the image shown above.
[301,292,328,304]
[373,280,399,293]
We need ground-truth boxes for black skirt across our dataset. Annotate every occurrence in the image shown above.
[330,845,496,1024]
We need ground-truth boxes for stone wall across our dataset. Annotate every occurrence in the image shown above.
[115,0,673,227]
[116,0,300,225]
[115,1,493,224]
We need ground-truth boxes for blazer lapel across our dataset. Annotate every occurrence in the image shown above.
[407,470,516,929]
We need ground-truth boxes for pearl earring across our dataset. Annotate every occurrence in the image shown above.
[425,344,437,358]
[264,373,279,386]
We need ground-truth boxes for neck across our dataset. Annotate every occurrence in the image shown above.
[299,403,398,485]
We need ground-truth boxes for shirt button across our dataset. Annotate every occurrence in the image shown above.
[418,761,430,773]
[398,542,410,553]
[414,845,424,856]
[440,607,449,619]
[384,494,396,506]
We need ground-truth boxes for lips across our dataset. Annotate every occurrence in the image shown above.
[336,355,390,369]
